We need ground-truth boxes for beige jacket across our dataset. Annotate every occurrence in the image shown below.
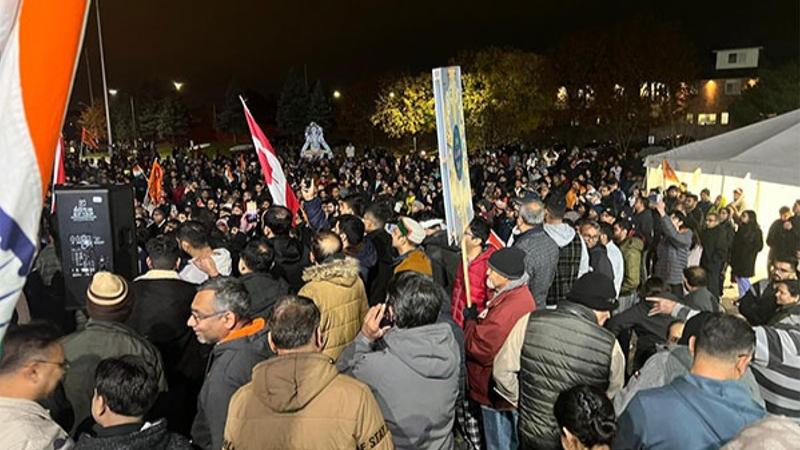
[492,313,531,407]
[0,397,73,450]
[299,257,369,360]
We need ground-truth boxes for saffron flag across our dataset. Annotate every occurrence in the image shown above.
[662,160,680,184]
[0,0,90,343]
[81,126,99,149]
[147,159,163,205]
[50,135,66,213]
[240,97,300,218]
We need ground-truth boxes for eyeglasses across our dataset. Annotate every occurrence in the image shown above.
[190,310,228,322]
[34,359,70,371]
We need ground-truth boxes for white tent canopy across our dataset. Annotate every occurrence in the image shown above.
[645,109,800,281]
[645,109,800,186]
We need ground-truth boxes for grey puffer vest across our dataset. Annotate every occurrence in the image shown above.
[518,302,617,450]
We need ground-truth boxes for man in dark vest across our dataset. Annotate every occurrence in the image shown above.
[518,272,625,450]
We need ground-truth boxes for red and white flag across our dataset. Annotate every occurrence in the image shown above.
[0,0,90,343]
[488,229,506,250]
[240,97,299,218]
[50,135,66,213]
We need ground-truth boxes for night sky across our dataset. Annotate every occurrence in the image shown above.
[71,0,798,108]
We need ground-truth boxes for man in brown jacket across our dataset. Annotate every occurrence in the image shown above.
[223,295,393,450]
[299,231,369,360]
[388,217,433,276]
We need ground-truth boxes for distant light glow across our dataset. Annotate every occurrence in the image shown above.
[108,89,118,96]
[333,90,342,99]
[173,81,184,91]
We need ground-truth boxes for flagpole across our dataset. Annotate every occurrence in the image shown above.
[95,0,113,155]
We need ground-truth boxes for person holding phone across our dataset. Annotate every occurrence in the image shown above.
[337,272,460,450]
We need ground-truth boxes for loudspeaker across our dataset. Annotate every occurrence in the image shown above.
[54,185,137,309]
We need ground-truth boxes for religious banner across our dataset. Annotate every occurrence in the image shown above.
[432,66,474,245]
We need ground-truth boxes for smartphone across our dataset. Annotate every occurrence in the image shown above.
[379,305,395,329]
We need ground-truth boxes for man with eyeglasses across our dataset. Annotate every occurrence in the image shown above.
[0,323,73,450]
[188,277,272,450]
[737,256,799,326]
[579,220,614,283]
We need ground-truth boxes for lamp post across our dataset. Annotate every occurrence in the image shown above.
[95,0,113,153]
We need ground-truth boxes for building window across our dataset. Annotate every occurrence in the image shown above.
[698,113,717,126]
[728,53,737,64]
[725,79,742,96]
[721,112,729,125]
[686,113,694,124]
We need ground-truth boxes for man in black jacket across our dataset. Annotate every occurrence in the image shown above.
[700,213,732,297]
[364,202,397,305]
[579,220,614,281]
[262,206,310,293]
[75,356,192,450]
[188,277,272,450]
[238,238,289,320]
[126,236,208,435]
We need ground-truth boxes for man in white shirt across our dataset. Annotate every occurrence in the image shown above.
[176,221,232,284]
[600,222,624,297]
[0,323,73,450]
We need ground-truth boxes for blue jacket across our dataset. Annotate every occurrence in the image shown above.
[614,374,766,450]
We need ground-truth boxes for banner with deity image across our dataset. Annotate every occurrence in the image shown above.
[432,66,474,246]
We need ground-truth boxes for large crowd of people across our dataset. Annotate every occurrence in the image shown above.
[3,141,800,450]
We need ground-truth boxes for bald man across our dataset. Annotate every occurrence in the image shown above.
[299,231,369,360]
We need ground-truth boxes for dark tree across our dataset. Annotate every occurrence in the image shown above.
[731,62,800,126]
[277,67,309,139]
[308,80,333,130]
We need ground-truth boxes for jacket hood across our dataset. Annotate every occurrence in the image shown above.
[544,223,577,247]
[253,352,339,413]
[302,257,361,287]
[270,235,304,264]
[354,238,378,269]
[382,323,459,379]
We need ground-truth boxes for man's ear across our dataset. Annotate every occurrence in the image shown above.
[267,332,277,354]
[146,256,153,270]
[735,353,752,378]
[688,336,696,356]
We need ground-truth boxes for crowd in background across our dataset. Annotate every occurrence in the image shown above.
[2,141,800,450]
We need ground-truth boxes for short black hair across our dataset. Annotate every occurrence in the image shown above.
[554,385,617,447]
[386,272,444,328]
[0,322,62,375]
[669,210,687,224]
[94,355,158,418]
[339,193,366,217]
[269,295,320,350]
[775,279,800,298]
[694,313,755,362]
[145,236,180,270]
[683,266,708,287]
[240,238,274,273]
[468,217,491,245]
[364,202,392,227]
[641,276,667,297]
[263,206,292,236]
[176,220,209,249]
[336,214,365,246]
[311,231,343,263]
[598,222,613,240]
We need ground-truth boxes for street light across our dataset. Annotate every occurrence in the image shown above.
[173,81,184,92]
[108,88,118,96]
[333,90,341,99]
[389,92,396,99]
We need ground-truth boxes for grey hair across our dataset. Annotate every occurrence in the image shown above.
[199,277,251,320]
[520,199,545,226]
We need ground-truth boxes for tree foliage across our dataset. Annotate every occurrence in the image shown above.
[77,103,107,142]
[217,83,247,138]
[156,94,190,142]
[731,62,800,126]
[371,74,435,139]
[308,80,334,130]
[277,67,309,138]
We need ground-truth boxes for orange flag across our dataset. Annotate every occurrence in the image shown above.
[147,159,163,204]
[662,160,680,183]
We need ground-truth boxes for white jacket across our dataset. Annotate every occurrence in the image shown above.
[0,397,72,450]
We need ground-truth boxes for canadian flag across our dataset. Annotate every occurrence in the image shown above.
[240,97,299,218]
[50,135,66,213]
